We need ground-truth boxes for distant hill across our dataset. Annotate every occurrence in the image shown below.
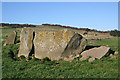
[42,24,110,33]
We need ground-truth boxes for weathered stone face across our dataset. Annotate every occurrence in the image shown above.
[33,30,76,60]
[18,28,33,58]
[5,31,16,45]
[80,46,110,61]
[61,33,87,61]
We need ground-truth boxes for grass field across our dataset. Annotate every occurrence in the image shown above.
[1,28,119,78]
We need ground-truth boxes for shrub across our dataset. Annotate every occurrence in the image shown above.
[110,29,120,37]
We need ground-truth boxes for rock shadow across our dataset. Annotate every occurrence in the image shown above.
[29,31,35,60]
[84,45,100,51]
[105,49,115,57]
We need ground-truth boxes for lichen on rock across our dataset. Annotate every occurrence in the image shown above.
[17,28,87,61]
[33,30,75,60]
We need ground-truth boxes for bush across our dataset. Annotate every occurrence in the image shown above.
[110,29,120,37]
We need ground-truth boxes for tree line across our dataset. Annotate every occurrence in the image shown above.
[1,23,36,28]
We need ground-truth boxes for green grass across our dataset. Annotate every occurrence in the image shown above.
[2,57,118,78]
[2,38,119,78]
[87,37,118,51]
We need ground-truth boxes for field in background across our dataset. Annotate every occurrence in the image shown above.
[1,27,119,78]
[35,25,110,35]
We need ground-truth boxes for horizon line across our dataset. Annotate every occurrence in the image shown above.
[1,22,118,31]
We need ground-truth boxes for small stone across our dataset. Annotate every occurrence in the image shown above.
[114,51,118,55]
[110,54,113,57]
[88,57,95,62]
[79,56,89,61]
[106,45,109,47]
[110,54,116,58]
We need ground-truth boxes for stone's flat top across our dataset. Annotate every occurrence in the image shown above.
[81,46,110,59]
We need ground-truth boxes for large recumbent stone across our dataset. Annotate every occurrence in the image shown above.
[80,46,110,61]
